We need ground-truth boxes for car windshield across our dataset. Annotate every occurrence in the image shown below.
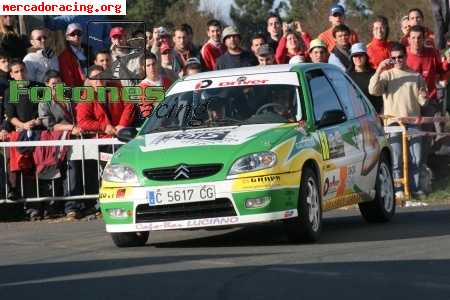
[142,84,300,134]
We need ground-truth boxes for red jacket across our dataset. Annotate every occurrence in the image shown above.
[275,35,310,64]
[401,28,435,49]
[318,27,359,52]
[406,47,449,100]
[76,92,135,135]
[58,46,85,87]
[201,41,226,71]
[367,38,393,69]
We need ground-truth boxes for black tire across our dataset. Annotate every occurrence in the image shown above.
[359,154,395,222]
[111,231,150,248]
[285,167,322,243]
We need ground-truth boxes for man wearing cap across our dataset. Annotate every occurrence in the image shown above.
[201,19,226,71]
[184,57,203,77]
[148,27,178,83]
[328,24,353,71]
[109,26,145,85]
[348,43,383,113]
[58,23,89,87]
[216,26,257,70]
[256,44,275,65]
[171,25,202,76]
[318,4,359,52]
[308,39,328,63]
[23,28,60,83]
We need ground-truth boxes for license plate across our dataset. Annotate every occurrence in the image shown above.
[147,186,216,206]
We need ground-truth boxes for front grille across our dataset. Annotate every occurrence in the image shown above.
[135,198,236,223]
[143,164,223,181]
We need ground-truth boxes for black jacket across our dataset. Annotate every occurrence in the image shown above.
[215,50,257,70]
[431,0,450,50]
[349,69,383,114]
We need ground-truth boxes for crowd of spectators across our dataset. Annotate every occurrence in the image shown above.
[0,4,450,220]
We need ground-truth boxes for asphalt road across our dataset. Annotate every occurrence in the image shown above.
[1,205,450,300]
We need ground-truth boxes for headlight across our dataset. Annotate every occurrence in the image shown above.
[102,164,139,183]
[229,152,277,175]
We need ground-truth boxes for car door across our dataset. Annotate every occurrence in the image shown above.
[305,68,362,202]
[323,68,380,194]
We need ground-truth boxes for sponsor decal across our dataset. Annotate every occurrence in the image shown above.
[324,129,345,159]
[237,175,282,190]
[141,124,281,151]
[319,131,330,160]
[218,79,269,87]
[288,135,316,159]
[323,175,340,196]
[360,119,381,176]
[135,216,239,230]
[149,128,232,146]
[194,79,213,90]
[250,175,281,183]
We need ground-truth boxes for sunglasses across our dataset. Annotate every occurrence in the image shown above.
[69,31,82,37]
[391,55,404,60]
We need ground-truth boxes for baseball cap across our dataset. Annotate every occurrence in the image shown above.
[221,26,240,43]
[110,27,126,38]
[330,4,345,16]
[158,27,171,37]
[66,23,83,35]
[308,39,327,52]
[350,42,367,56]
[289,55,305,64]
[186,57,201,68]
[256,44,274,57]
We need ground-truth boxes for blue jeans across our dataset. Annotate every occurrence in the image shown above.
[388,125,422,193]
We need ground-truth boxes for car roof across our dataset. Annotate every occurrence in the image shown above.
[184,63,339,81]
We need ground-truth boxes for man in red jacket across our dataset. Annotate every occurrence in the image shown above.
[406,25,449,158]
[318,4,358,52]
[201,19,226,71]
[76,65,135,137]
[58,23,88,87]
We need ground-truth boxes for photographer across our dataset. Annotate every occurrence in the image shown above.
[368,43,427,200]
[275,21,310,64]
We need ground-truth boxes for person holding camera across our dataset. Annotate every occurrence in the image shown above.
[275,21,310,64]
[368,42,428,200]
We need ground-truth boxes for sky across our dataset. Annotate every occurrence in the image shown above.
[200,0,284,24]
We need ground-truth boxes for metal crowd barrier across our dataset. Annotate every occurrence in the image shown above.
[382,115,450,204]
[0,135,123,204]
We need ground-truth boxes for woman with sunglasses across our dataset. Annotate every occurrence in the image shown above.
[348,43,382,113]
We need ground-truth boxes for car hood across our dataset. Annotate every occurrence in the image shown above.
[111,124,299,182]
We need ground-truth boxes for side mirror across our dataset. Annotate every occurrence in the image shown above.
[318,109,347,128]
[117,127,138,143]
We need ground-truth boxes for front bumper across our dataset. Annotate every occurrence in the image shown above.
[100,171,301,232]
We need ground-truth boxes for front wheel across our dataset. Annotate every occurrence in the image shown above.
[285,167,322,243]
[359,155,395,222]
[111,231,150,248]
